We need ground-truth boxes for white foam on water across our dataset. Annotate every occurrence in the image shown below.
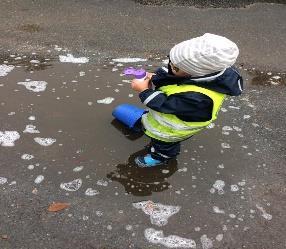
[221,143,231,149]
[0,65,15,77]
[233,126,242,132]
[256,204,272,220]
[27,165,34,170]
[21,154,34,160]
[34,175,44,184]
[96,210,103,216]
[17,81,47,92]
[96,97,114,104]
[112,58,147,63]
[34,137,56,146]
[30,60,40,64]
[23,124,40,134]
[228,106,240,110]
[54,45,62,51]
[85,188,100,196]
[125,225,133,231]
[28,116,36,121]
[0,131,20,147]
[73,166,84,172]
[133,201,180,227]
[200,235,213,249]
[60,179,82,191]
[0,177,8,185]
[218,164,224,169]
[209,188,215,194]
[212,180,225,195]
[83,215,89,221]
[59,54,89,63]
[272,75,281,80]
[222,126,233,131]
[144,228,196,248]
[178,167,188,172]
[96,179,108,187]
[230,184,239,192]
[229,214,236,219]
[213,206,225,214]
[216,234,223,242]
[238,180,246,186]
[222,131,230,135]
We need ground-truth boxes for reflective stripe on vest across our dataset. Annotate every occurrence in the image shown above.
[142,84,226,142]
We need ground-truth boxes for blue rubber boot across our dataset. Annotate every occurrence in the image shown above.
[134,154,165,168]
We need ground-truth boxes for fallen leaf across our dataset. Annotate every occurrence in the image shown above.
[48,202,70,212]
[1,234,8,240]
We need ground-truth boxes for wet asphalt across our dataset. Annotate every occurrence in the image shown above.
[134,0,286,8]
[0,1,286,249]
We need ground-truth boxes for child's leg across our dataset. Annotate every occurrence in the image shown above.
[134,138,181,167]
[150,138,181,161]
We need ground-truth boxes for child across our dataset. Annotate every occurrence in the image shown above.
[131,33,243,167]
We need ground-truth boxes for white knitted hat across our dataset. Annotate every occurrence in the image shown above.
[169,33,239,76]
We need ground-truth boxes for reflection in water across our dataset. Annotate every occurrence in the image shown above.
[111,119,144,141]
[107,149,178,196]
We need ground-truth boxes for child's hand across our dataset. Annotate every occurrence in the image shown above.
[131,72,155,93]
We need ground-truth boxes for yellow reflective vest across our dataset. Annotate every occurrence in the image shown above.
[141,84,226,142]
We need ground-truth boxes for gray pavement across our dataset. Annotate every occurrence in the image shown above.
[133,0,286,8]
[0,1,286,249]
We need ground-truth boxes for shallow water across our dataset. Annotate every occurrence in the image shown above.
[0,53,283,248]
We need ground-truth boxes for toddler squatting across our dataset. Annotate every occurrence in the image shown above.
[131,33,243,167]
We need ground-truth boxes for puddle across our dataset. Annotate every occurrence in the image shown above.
[132,0,286,8]
[107,148,178,196]
[0,51,283,248]
[247,69,286,86]
[0,53,53,72]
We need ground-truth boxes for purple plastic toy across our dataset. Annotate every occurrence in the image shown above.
[123,67,147,80]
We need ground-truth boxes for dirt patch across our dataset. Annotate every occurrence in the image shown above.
[18,24,41,33]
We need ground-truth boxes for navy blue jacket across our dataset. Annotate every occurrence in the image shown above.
[139,67,243,122]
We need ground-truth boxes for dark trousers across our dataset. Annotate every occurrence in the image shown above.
[133,119,181,161]
[149,138,181,161]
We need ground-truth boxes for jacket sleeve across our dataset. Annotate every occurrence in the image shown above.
[139,89,214,122]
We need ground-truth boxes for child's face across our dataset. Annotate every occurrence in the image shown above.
[168,58,190,77]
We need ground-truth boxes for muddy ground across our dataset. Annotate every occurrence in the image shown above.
[0,1,285,249]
